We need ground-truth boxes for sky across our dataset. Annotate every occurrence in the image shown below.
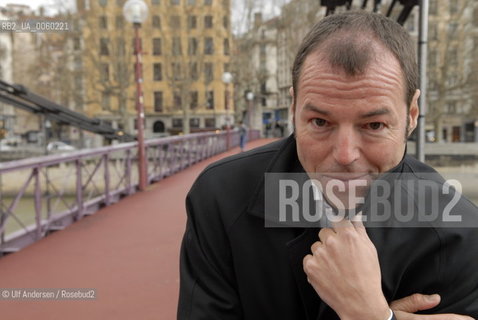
[0,0,288,33]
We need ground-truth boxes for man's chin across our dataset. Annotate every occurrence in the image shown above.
[312,173,374,210]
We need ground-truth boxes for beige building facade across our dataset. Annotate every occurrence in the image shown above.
[77,0,233,138]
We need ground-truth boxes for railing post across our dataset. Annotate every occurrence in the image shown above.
[76,159,84,220]
[33,167,42,240]
[144,145,149,186]
[125,149,133,195]
[104,153,110,206]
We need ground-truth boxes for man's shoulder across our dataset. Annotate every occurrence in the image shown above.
[197,138,286,181]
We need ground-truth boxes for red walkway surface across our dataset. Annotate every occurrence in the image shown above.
[0,139,276,320]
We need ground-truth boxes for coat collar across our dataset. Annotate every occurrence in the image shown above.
[246,135,304,220]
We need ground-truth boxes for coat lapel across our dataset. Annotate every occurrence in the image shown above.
[286,228,322,320]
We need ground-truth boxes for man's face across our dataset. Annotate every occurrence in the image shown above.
[292,47,419,208]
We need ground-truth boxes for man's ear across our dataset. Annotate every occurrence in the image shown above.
[407,89,420,136]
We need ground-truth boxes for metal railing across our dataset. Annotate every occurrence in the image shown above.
[0,129,260,255]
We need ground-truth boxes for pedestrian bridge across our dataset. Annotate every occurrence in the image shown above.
[0,130,273,319]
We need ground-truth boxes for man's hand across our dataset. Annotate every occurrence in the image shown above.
[391,293,475,320]
[303,213,390,320]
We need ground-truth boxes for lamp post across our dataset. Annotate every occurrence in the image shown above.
[123,0,148,191]
[222,72,233,150]
[246,91,254,128]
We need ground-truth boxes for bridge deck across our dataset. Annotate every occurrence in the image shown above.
[0,139,275,320]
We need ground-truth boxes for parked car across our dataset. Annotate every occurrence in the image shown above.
[0,140,14,151]
[46,141,76,152]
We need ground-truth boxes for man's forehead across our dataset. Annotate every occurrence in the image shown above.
[298,46,405,93]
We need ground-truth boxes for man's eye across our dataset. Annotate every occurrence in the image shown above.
[312,118,328,127]
[366,122,385,130]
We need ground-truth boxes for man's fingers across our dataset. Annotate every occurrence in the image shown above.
[310,241,323,254]
[330,216,352,232]
[318,228,335,244]
[390,293,441,313]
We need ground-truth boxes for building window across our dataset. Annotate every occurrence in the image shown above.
[170,15,180,29]
[204,15,213,28]
[172,63,181,80]
[428,50,437,69]
[448,22,458,36]
[446,102,456,113]
[190,62,198,80]
[429,24,437,40]
[224,38,230,55]
[429,0,437,15]
[100,38,109,55]
[152,0,160,4]
[100,16,107,29]
[102,92,110,109]
[174,92,182,109]
[153,63,162,81]
[204,37,214,55]
[474,8,478,27]
[223,16,228,29]
[205,118,215,128]
[99,0,107,7]
[101,63,109,81]
[154,91,163,112]
[116,0,124,6]
[204,0,212,5]
[188,0,196,4]
[153,38,161,55]
[116,37,125,56]
[190,118,200,128]
[172,37,182,55]
[190,91,198,109]
[224,63,230,73]
[153,120,165,133]
[188,15,197,29]
[152,15,161,28]
[115,16,123,29]
[448,48,457,66]
[206,91,214,109]
[171,0,180,4]
[205,63,213,82]
[73,37,81,50]
[449,0,458,15]
[188,37,198,55]
[172,118,183,128]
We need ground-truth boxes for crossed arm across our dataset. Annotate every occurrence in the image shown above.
[303,215,476,320]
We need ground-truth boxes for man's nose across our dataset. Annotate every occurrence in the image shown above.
[333,127,360,167]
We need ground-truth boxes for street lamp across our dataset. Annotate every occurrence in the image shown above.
[222,72,233,150]
[246,91,254,128]
[123,0,148,191]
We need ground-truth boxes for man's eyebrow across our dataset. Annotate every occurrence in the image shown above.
[303,104,330,115]
[360,108,391,118]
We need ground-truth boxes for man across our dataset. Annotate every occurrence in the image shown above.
[178,12,478,320]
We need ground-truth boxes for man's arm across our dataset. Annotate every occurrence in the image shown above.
[177,193,242,320]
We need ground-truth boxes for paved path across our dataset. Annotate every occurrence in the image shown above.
[0,139,276,320]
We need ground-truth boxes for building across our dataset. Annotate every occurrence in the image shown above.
[424,0,478,142]
[77,0,233,138]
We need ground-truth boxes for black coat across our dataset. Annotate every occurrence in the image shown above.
[178,136,478,319]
